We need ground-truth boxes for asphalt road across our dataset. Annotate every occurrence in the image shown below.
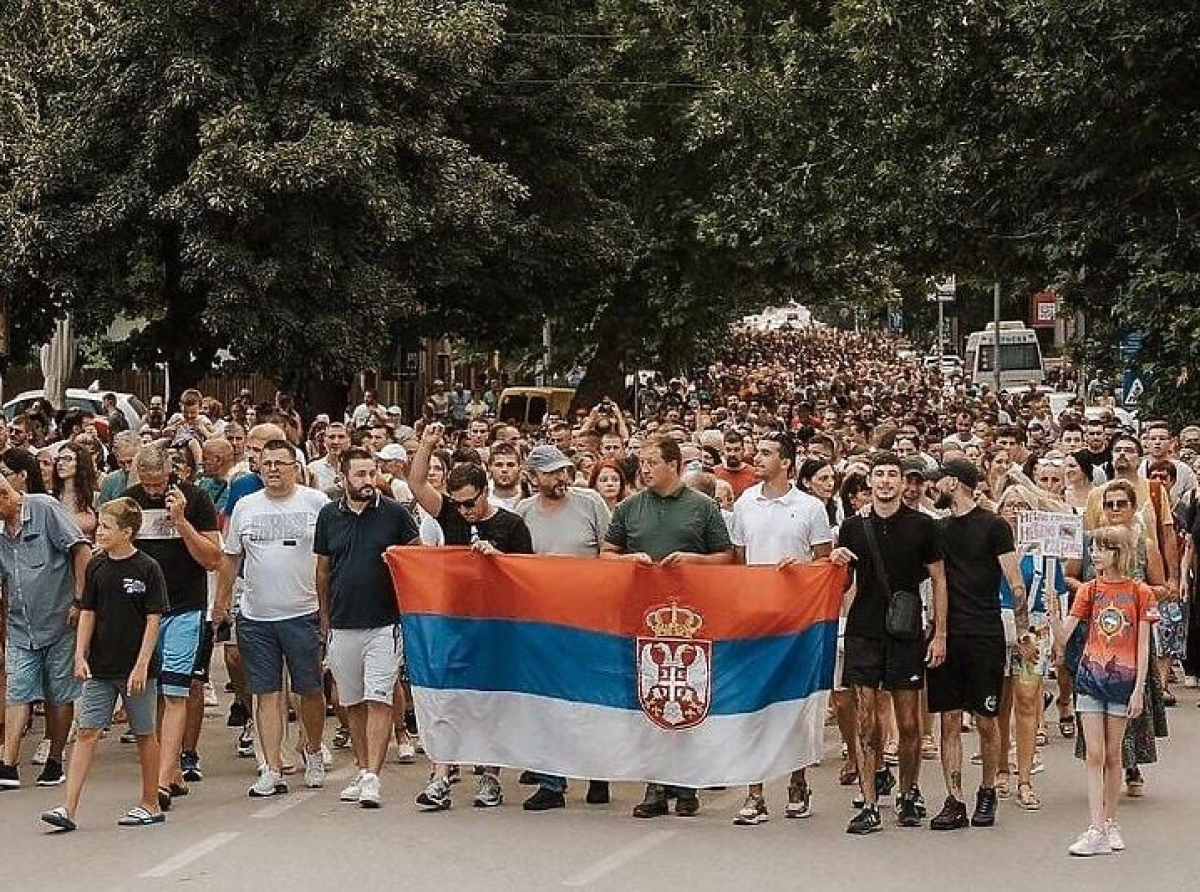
[3,676,1200,892]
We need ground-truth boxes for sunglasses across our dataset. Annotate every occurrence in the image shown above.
[1102,499,1131,510]
[447,491,483,510]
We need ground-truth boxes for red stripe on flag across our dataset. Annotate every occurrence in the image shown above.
[386,547,846,640]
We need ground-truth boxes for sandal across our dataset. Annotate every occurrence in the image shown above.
[1016,783,1041,810]
[995,773,1011,799]
[838,759,859,786]
[921,736,939,760]
[118,805,166,827]
[1035,728,1048,747]
[1058,714,1076,738]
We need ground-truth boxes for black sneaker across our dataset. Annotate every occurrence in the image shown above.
[36,759,65,787]
[522,787,565,811]
[674,794,700,817]
[896,791,922,827]
[930,796,969,831]
[227,701,251,728]
[180,751,203,783]
[912,786,927,818]
[632,791,669,818]
[586,780,611,804]
[0,762,19,789]
[875,766,896,798]
[846,804,882,834]
[971,787,997,827]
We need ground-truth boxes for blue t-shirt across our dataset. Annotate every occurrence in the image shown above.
[999,552,1063,614]
[224,472,263,518]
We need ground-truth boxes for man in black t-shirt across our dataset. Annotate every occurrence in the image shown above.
[925,458,1026,832]
[409,423,533,810]
[123,445,221,810]
[832,452,946,834]
[314,448,419,809]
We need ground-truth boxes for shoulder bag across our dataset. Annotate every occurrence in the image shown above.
[862,514,924,641]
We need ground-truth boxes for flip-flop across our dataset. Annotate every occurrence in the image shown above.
[118,806,166,827]
[40,807,77,832]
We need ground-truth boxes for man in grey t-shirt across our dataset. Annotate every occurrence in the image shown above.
[513,446,611,810]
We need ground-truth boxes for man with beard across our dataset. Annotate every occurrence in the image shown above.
[514,445,612,810]
[314,448,419,808]
[832,452,947,834]
[487,443,525,510]
[925,459,1026,831]
[714,429,757,498]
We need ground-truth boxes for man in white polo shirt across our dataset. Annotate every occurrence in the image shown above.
[729,430,832,826]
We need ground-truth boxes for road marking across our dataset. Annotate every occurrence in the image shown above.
[252,790,318,819]
[562,829,676,887]
[139,831,240,878]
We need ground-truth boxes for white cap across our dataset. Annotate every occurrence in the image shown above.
[377,443,408,462]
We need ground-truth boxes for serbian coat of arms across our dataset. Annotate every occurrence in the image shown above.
[636,602,712,730]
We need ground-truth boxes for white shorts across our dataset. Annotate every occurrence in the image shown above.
[327,625,402,706]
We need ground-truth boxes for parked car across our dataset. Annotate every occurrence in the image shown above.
[3,385,146,430]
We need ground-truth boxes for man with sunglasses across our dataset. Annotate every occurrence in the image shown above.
[408,422,533,810]
[216,439,330,799]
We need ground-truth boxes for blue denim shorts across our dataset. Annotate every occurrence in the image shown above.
[236,612,323,696]
[1075,693,1129,717]
[5,635,82,705]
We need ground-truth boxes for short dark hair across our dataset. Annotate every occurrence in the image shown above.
[871,450,903,472]
[757,431,796,467]
[1112,433,1142,454]
[447,462,488,494]
[262,439,297,459]
[723,429,744,445]
[644,434,683,472]
[339,446,375,474]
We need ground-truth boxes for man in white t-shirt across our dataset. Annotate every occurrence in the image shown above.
[308,422,350,493]
[729,430,833,826]
[215,439,330,799]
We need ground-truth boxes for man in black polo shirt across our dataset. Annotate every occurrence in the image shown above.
[601,434,734,819]
[408,422,533,810]
[124,445,221,810]
[833,451,946,834]
[314,447,419,809]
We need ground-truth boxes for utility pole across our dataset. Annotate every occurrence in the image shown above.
[993,281,1002,393]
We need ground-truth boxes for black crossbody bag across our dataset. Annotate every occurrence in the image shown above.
[861,514,924,641]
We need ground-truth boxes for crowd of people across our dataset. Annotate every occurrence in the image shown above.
[1,325,1198,859]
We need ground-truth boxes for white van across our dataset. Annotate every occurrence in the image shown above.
[964,322,1045,392]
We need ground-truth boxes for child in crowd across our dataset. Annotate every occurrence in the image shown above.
[40,497,168,831]
[1056,525,1156,857]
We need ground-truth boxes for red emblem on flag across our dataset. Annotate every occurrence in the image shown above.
[636,602,712,730]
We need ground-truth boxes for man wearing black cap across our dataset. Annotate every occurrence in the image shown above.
[926,458,1027,831]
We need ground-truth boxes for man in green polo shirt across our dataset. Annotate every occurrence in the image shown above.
[601,433,734,819]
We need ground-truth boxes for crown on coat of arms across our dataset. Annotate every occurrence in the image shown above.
[644,602,704,639]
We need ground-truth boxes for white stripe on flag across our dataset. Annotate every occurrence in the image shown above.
[412,688,828,788]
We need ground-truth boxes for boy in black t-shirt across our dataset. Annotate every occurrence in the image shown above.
[40,498,168,832]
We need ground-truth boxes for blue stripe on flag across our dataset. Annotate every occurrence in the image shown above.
[402,615,836,716]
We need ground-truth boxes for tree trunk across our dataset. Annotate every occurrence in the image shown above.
[571,301,629,412]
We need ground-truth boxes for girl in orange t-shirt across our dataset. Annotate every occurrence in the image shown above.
[1055,525,1156,857]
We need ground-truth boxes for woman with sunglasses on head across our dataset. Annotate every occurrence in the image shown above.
[51,442,99,541]
[1065,480,1169,799]
[995,484,1064,811]
[1033,454,1066,501]
[1053,525,1156,856]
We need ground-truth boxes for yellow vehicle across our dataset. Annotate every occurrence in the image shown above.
[497,387,575,428]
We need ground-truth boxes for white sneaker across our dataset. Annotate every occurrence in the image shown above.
[1106,820,1126,852]
[203,682,219,708]
[340,769,366,802]
[359,772,381,809]
[473,773,502,808]
[1068,825,1112,857]
[304,751,326,789]
[248,767,287,798]
[321,744,333,768]
[32,738,52,766]
[395,741,417,764]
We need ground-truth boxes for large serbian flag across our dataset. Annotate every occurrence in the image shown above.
[385,547,844,787]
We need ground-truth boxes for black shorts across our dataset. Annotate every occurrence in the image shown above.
[191,621,215,684]
[927,635,1005,717]
[842,635,926,691]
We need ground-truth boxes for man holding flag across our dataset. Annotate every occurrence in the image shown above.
[728,431,833,825]
[600,434,735,818]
